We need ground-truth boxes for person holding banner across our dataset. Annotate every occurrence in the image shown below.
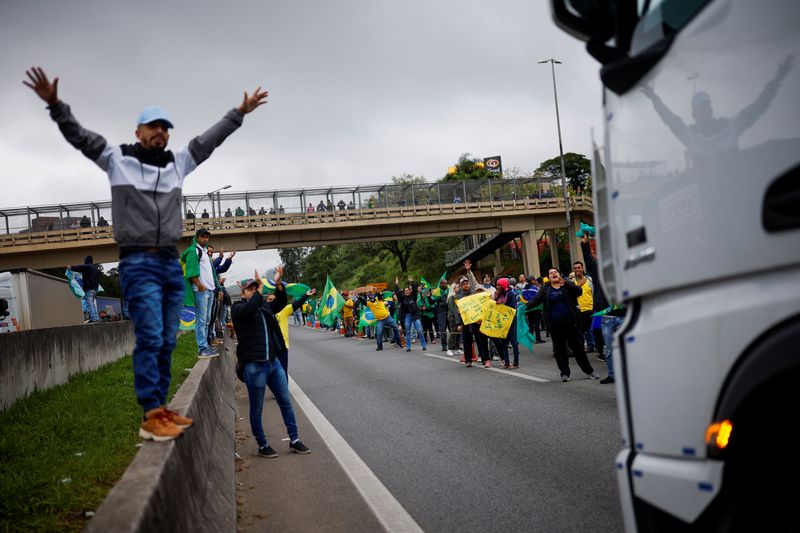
[490,277,519,369]
[453,260,490,367]
[525,268,599,382]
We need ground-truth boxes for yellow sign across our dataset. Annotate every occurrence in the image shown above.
[455,292,492,325]
[479,303,516,338]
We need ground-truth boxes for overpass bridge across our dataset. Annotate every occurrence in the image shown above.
[0,178,593,273]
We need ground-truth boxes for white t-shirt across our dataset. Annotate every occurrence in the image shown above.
[197,244,215,290]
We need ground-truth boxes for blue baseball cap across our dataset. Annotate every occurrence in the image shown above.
[137,106,174,129]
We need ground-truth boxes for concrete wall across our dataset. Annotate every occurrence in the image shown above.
[0,321,134,411]
[86,342,235,533]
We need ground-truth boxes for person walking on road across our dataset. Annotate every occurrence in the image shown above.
[24,66,269,442]
[69,255,101,323]
[358,292,401,351]
[232,268,311,458]
[526,268,599,382]
[396,276,427,352]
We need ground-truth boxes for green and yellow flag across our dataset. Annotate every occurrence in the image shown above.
[319,275,345,327]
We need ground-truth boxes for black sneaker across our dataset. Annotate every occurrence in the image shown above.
[289,440,311,454]
[561,375,571,382]
[597,355,607,362]
[376,346,383,351]
[258,445,278,458]
[600,376,615,384]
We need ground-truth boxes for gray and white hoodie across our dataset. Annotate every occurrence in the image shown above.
[48,101,244,255]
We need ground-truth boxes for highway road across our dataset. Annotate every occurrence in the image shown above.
[286,326,624,533]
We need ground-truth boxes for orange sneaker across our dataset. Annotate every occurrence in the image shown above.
[139,408,183,442]
[162,407,193,429]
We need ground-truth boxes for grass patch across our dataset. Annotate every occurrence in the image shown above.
[0,333,198,532]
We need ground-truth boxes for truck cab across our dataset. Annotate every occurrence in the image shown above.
[551,0,800,530]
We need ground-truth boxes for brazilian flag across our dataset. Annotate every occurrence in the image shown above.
[430,271,448,298]
[359,308,377,328]
[319,275,345,327]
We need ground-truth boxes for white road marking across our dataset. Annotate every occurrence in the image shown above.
[288,376,425,533]
[422,352,549,382]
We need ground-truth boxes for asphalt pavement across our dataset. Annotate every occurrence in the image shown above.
[235,325,624,532]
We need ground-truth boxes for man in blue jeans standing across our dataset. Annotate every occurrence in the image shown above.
[232,267,311,458]
[25,66,268,442]
[181,228,218,358]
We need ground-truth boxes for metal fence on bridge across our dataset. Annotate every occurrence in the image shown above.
[0,177,586,248]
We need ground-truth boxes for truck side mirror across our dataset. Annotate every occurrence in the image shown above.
[550,0,616,43]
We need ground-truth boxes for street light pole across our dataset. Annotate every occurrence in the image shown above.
[192,184,231,217]
[538,59,571,231]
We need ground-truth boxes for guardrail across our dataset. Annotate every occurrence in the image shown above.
[0,177,576,234]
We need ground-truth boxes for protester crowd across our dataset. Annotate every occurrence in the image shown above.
[269,233,623,386]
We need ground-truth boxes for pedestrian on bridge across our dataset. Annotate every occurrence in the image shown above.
[24,65,269,442]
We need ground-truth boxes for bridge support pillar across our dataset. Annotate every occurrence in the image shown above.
[548,230,561,271]
[520,230,540,277]
[493,248,503,276]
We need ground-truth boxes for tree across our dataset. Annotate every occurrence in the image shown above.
[364,240,415,274]
[278,247,308,282]
[391,174,426,185]
[441,153,493,182]
[535,152,591,193]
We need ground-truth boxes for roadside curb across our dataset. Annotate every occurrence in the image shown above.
[86,339,235,532]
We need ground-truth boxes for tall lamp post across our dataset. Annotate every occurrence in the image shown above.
[539,58,573,264]
[538,58,571,229]
[192,184,231,217]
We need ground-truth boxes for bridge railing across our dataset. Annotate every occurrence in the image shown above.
[0,178,591,248]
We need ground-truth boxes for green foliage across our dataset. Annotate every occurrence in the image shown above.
[391,173,426,185]
[441,153,494,182]
[535,152,591,193]
[297,236,460,292]
[0,333,197,532]
[278,247,308,282]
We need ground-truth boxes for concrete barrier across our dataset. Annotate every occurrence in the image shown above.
[85,341,235,533]
[0,321,135,411]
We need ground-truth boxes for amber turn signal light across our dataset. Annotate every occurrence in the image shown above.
[706,420,733,450]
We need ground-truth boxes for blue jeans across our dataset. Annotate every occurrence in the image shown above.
[375,316,400,348]
[118,252,184,413]
[601,316,624,378]
[84,289,99,322]
[243,359,298,448]
[193,288,214,351]
[403,315,426,349]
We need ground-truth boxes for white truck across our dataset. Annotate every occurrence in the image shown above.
[551,0,800,531]
[0,269,83,333]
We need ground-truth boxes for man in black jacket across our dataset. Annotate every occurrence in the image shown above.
[70,255,100,323]
[395,276,427,352]
[232,266,311,458]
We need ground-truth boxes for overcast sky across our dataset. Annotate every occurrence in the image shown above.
[1,0,603,285]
